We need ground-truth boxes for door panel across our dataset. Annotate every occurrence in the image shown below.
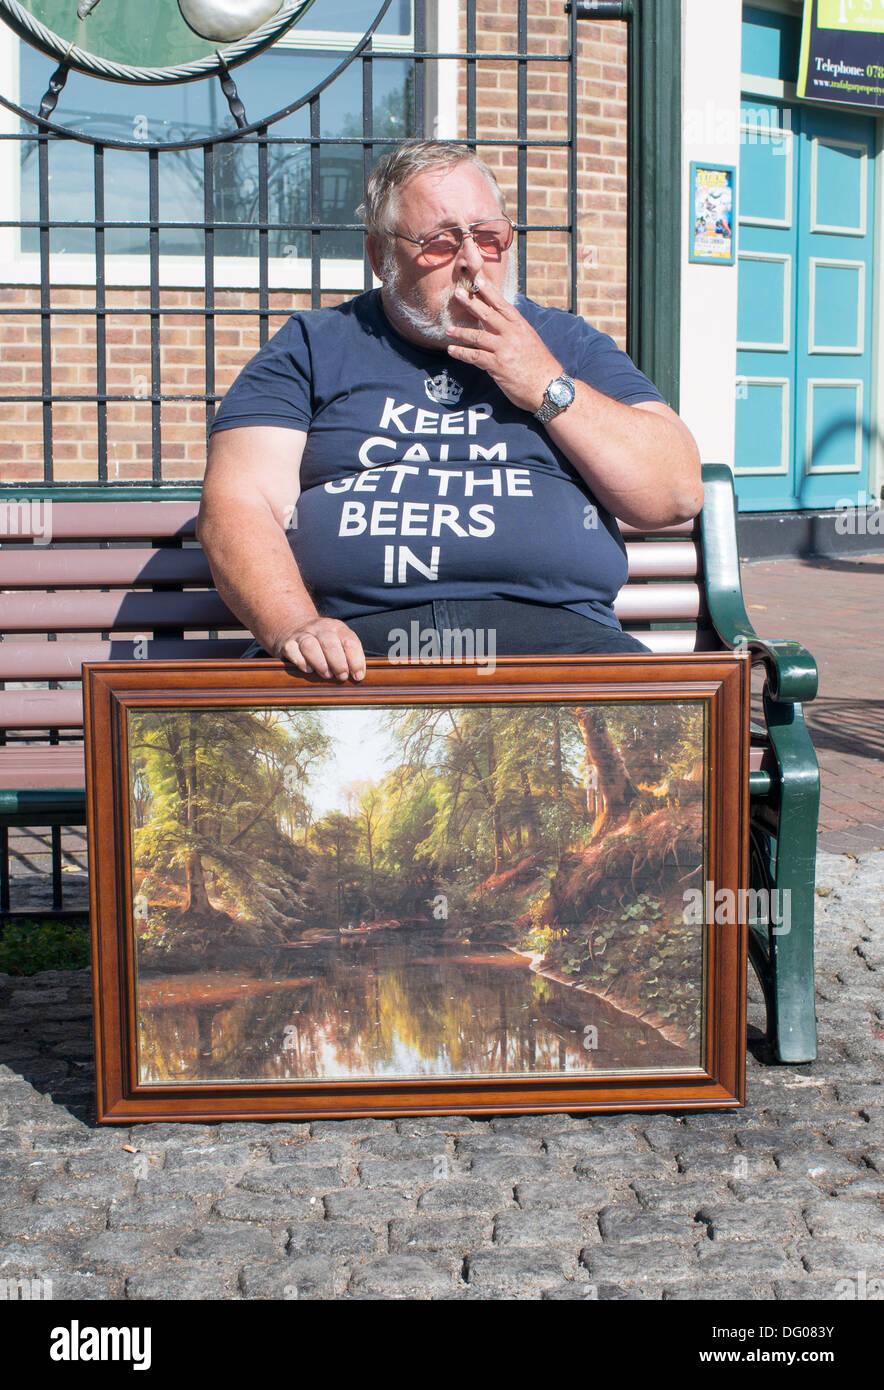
[735,100,876,511]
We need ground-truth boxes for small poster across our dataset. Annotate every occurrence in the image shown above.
[689,163,736,266]
[798,0,884,111]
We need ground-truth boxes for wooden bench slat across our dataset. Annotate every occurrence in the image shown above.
[625,541,699,578]
[0,690,84,728]
[0,639,251,679]
[0,590,234,632]
[1,543,698,588]
[614,583,703,621]
[0,745,85,788]
[2,501,198,541]
[0,548,212,588]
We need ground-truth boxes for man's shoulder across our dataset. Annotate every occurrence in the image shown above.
[516,295,606,344]
[282,289,381,338]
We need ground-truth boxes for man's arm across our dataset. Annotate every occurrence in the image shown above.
[445,274,703,530]
[197,425,366,681]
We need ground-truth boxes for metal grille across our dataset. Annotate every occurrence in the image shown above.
[0,0,637,917]
[0,0,614,488]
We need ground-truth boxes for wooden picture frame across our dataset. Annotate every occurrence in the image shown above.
[84,655,749,1122]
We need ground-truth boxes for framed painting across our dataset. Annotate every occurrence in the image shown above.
[84,655,749,1122]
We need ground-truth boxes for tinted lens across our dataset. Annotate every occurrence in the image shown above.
[473,223,511,257]
[419,232,462,263]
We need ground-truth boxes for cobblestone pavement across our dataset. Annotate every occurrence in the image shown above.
[0,849,881,1301]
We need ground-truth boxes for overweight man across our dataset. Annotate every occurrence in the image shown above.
[198,139,703,681]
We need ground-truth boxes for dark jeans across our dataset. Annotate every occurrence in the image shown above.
[242,598,650,657]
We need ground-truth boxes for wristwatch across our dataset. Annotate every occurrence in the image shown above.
[535,373,576,424]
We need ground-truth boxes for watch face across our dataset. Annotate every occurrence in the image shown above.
[549,378,573,407]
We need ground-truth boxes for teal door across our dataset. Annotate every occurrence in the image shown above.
[736,99,876,510]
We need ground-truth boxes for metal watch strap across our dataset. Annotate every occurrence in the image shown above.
[534,373,575,424]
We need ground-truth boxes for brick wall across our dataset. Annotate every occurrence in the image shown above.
[0,3,628,485]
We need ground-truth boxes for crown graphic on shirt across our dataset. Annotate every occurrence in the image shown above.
[424,370,463,406]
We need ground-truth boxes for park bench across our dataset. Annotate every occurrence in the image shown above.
[0,462,821,1062]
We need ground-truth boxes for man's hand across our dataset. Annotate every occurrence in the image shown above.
[445,271,561,413]
[274,615,366,682]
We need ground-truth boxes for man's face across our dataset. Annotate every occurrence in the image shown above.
[369,162,516,351]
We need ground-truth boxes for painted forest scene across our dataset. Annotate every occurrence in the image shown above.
[127,699,707,1084]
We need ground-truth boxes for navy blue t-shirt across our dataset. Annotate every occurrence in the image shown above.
[210,290,665,628]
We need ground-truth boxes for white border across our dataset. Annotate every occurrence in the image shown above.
[736,250,791,351]
[808,257,865,356]
[805,377,864,475]
[810,134,869,236]
[734,375,791,475]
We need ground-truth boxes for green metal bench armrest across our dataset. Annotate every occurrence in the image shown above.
[700,464,818,704]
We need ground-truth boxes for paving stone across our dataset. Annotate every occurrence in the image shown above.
[357,1158,439,1188]
[598,1206,701,1244]
[33,1174,135,1207]
[796,1239,884,1274]
[127,1261,238,1299]
[632,1179,730,1213]
[464,1155,560,1183]
[238,1163,343,1195]
[310,1120,395,1140]
[389,1216,489,1254]
[348,1254,459,1298]
[543,1281,648,1300]
[396,1116,478,1136]
[774,1149,862,1181]
[642,1117,688,1151]
[676,1149,775,1180]
[663,1280,776,1300]
[240,1256,341,1300]
[0,1205,106,1240]
[514,1180,615,1212]
[33,1272,121,1300]
[465,1247,571,1294]
[73,1229,177,1269]
[0,1241,78,1277]
[416,1181,512,1215]
[544,1129,645,1158]
[107,1199,200,1231]
[581,1241,695,1283]
[773,1278,856,1300]
[697,1203,804,1241]
[575,1152,676,1180]
[802,1199,884,1240]
[357,1135,451,1163]
[268,1139,354,1164]
[455,1136,543,1159]
[323,1189,414,1227]
[175,1222,280,1263]
[288,1221,380,1258]
[727,1175,822,1205]
[213,1193,320,1224]
[696,1240,800,1276]
[492,1210,584,1249]
[136,1169,234,1202]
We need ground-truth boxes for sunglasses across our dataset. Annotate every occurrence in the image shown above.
[389,217,515,266]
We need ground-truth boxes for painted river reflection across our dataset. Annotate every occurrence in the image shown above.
[137,931,698,1083]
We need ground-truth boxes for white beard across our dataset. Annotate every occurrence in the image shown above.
[380,249,518,349]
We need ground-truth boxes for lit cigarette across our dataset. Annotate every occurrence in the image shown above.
[459,276,479,298]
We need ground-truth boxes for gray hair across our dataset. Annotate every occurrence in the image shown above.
[356,139,507,240]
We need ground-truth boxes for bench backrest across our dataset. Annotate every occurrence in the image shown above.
[0,485,726,738]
